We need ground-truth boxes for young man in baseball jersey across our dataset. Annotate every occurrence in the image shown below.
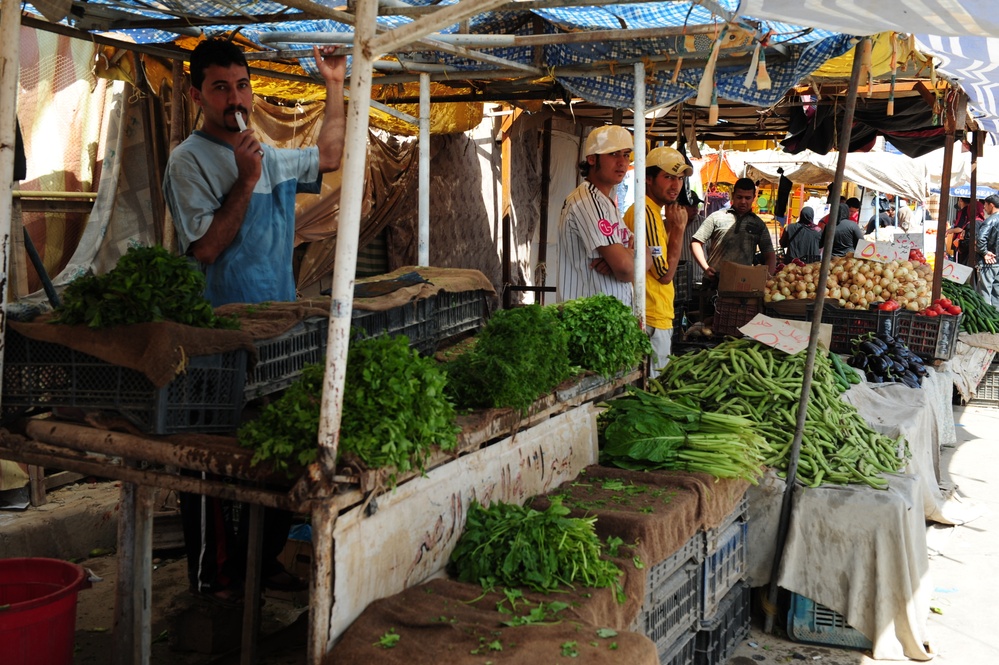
[623,146,690,376]
[556,125,635,306]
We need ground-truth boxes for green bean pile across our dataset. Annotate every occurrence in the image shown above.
[652,339,908,489]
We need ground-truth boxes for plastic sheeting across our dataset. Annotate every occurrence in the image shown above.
[735,149,930,201]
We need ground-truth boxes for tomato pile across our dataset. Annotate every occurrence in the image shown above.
[915,297,962,317]
[908,248,927,265]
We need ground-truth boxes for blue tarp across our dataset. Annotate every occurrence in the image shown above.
[28,0,853,111]
[914,35,999,136]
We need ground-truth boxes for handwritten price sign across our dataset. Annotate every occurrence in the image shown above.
[941,259,973,284]
[854,239,908,263]
[893,233,923,251]
[739,314,810,355]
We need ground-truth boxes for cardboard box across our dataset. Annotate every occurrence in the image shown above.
[718,261,769,297]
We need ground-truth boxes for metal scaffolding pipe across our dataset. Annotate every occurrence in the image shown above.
[632,61,647,329]
[419,72,430,266]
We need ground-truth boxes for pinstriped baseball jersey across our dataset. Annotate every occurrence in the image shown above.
[556,182,634,306]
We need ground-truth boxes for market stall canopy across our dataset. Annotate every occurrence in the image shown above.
[735,149,930,202]
[918,141,999,191]
[20,1,855,128]
[913,35,999,135]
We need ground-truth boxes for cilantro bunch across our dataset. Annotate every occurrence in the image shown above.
[54,245,237,329]
[443,304,573,413]
[554,294,652,378]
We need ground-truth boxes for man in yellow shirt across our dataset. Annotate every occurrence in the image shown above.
[623,147,691,377]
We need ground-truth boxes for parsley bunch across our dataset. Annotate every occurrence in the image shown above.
[450,497,623,596]
[239,334,458,480]
[54,245,236,329]
[554,294,651,378]
[443,305,573,413]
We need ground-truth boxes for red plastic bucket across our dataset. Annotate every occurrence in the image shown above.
[0,557,91,665]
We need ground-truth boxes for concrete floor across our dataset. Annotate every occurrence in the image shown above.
[726,402,999,664]
[2,404,997,663]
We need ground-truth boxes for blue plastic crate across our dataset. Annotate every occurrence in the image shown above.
[244,317,328,400]
[786,592,873,650]
[701,520,747,621]
[2,329,247,435]
[694,582,750,665]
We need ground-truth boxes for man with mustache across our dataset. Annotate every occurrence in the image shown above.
[162,37,346,606]
[623,146,691,376]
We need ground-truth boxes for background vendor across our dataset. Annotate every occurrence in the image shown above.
[690,177,777,286]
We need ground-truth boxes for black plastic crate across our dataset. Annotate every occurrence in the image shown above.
[2,329,247,434]
[631,560,700,660]
[674,262,692,304]
[661,627,696,665]
[817,306,897,355]
[694,582,751,665]
[351,297,438,355]
[244,317,328,400]
[434,290,488,343]
[894,311,962,361]
[786,592,872,650]
[713,296,763,337]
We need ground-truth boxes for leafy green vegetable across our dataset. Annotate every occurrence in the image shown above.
[444,305,573,413]
[239,335,458,480]
[375,629,400,648]
[598,386,769,483]
[449,497,623,599]
[560,641,579,657]
[553,294,652,378]
[54,245,237,329]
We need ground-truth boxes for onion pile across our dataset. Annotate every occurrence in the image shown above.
[764,254,934,311]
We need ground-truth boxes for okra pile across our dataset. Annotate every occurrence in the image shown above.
[653,339,908,489]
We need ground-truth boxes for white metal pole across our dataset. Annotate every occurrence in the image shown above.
[632,62,646,328]
[0,0,22,393]
[418,72,430,266]
[311,0,378,661]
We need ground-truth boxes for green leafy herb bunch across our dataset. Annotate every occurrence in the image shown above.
[553,294,651,377]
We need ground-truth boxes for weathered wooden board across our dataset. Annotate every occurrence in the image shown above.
[327,402,599,641]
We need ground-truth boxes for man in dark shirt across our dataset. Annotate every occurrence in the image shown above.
[821,203,864,257]
[865,206,895,235]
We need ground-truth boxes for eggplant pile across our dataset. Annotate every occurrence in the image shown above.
[848,332,927,389]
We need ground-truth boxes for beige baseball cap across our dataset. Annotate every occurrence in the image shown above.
[583,125,634,157]
[647,146,693,177]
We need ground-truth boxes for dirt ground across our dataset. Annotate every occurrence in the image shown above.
[73,551,310,665]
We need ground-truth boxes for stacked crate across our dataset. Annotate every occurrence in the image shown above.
[694,497,751,665]
[630,534,702,665]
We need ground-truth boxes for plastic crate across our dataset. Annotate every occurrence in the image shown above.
[970,361,999,407]
[661,627,696,665]
[434,290,488,343]
[673,262,692,305]
[894,311,962,361]
[646,534,703,596]
[351,297,438,355]
[2,329,247,435]
[704,495,748,554]
[817,307,897,355]
[244,317,328,400]
[694,582,751,665]
[713,296,763,337]
[631,560,701,660]
[786,592,872,650]
[700,520,747,621]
